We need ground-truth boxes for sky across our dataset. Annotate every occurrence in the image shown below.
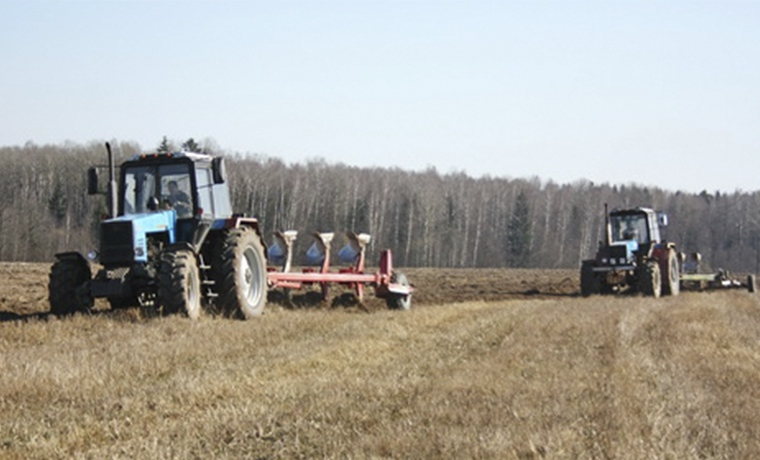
[1,0,759,193]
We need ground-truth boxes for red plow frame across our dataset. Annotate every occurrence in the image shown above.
[266,231,413,309]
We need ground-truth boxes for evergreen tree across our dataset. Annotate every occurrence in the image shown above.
[48,181,68,226]
[157,136,171,153]
[182,138,201,153]
[507,191,533,267]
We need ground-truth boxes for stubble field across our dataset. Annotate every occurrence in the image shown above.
[1,262,760,459]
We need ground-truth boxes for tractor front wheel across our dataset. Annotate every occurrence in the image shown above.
[158,248,202,319]
[49,255,92,315]
[639,261,662,298]
[580,260,601,297]
[215,229,268,319]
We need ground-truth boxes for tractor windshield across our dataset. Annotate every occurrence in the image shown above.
[123,163,193,218]
[610,213,649,245]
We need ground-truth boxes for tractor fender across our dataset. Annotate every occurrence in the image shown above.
[650,246,667,274]
[163,242,197,254]
[213,217,268,261]
[650,246,665,263]
[54,251,90,266]
[220,216,261,231]
[651,243,676,263]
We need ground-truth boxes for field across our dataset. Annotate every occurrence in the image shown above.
[2,262,760,459]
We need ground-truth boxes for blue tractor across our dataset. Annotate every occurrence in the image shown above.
[580,205,681,298]
[48,143,268,319]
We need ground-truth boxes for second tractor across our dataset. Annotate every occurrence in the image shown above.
[580,205,680,298]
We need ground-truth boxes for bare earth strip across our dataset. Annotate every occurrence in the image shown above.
[1,263,760,459]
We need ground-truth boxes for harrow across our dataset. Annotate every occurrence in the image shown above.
[679,253,757,293]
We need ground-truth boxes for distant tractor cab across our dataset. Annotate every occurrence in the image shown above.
[49,144,268,319]
[580,206,680,298]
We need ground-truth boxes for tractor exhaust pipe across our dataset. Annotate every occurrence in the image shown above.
[106,142,118,219]
[604,203,612,246]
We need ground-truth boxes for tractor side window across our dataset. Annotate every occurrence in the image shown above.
[213,182,232,217]
[195,167,214,217]
[159,164,193,218]
[123,167,155,215]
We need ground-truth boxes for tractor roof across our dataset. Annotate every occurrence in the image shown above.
[130,151,214,163]
[610,207,656,216]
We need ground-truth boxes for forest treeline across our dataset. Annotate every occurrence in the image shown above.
[1,141,759,272]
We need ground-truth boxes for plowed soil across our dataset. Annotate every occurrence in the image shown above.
[404,267,579,304]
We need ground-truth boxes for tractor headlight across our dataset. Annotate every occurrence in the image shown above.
[601,258,608,264]
[87,250,99,261]
[619,258,627,265]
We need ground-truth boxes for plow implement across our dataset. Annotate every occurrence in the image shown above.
[680,271,757,293]
[678,253,756,293]
[266,231,413,309]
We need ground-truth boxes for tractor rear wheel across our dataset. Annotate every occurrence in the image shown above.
[639,261,662,298]
[580,260,601,297]
[386,272,412,310]
[158,248,202,319]
[49,255,92,315]
[215,228,268,319]
[661,249,680,296]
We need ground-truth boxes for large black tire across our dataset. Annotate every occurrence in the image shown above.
[386,272,412,310]
[580,260,601,297]
[215,229,268,319]
[639,261,662,298]
[49,255,92,315]
[661,249,680,296]
[158,248,202,319]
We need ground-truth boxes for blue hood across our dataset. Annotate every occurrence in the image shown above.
[101,210,177,263]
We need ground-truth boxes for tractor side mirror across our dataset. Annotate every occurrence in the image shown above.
[658,213,669,228]
[87,167,99,195]
[212,157,226,184]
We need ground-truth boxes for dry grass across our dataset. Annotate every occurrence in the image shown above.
[2,269,760,458]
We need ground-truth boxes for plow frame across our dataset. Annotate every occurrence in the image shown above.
[266,231,413,305]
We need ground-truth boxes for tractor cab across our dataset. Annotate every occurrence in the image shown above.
[118,151,231,220]
[608,208,665,258]
[87,151,232,269]
[599,208,667,267]
[122,162,194,218]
